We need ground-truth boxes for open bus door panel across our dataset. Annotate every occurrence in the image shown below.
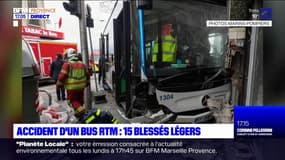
[114,6,127,110]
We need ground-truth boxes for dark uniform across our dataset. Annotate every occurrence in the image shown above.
[50,54,65,101]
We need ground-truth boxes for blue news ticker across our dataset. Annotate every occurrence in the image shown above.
[234,106,285,137]
[15,126,201,137]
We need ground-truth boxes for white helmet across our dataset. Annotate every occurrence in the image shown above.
[64,48,77,61]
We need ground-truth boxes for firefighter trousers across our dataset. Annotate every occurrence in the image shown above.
[67,89,84,110]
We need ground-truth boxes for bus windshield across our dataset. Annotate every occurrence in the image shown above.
[143,0,227,77]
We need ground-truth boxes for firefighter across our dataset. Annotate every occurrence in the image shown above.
[56,48,90,118]
[152,24,177,63]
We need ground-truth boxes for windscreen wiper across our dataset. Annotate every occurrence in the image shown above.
[201,68,223,89]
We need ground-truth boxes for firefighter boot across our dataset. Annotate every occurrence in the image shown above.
[74,106,86,119]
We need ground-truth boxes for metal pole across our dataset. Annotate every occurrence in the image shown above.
[79,0,91,110]
[245,0,260,105]
[88,27,98,92]
[106,34,109,62]
[101,34,106,83]
[246,28,258,105]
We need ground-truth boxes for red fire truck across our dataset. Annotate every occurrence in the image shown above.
[22,26,77,80]
[26,40,77,80]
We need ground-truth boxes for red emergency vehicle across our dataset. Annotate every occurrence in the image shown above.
[26,40,77,79]
[22,26,77,80]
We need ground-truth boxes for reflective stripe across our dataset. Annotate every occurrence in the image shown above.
[65,81,87,90]
[85,109,101,124]
[96,109,101,116]
[111,117,118,124]
[113,119,118,124]
[66,76,86,82]
[75,106,85,114]
[85,115,95,124]
[70,61,81,64]
[65,80,87,85]
[60,70,68,75]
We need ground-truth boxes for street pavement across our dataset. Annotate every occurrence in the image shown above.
[39,74,130,124]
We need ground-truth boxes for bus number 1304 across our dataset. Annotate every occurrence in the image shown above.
[160,94,174,101]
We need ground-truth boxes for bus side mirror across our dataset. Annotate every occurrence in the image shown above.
[136,0,152,9]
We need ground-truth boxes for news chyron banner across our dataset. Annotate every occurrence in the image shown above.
[12,107,285,160]
[12,106,285,159]
[12,107,285,139]
[13,124,232,139]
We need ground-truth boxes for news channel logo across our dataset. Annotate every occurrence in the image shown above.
[249,8,272,20]
[260,8,272,20]
[12,8,55,20]
[12,8,55,27]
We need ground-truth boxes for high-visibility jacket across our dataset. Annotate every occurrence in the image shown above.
[91,64,99,72]
[152,35,177,63]
[57,61,90,90]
